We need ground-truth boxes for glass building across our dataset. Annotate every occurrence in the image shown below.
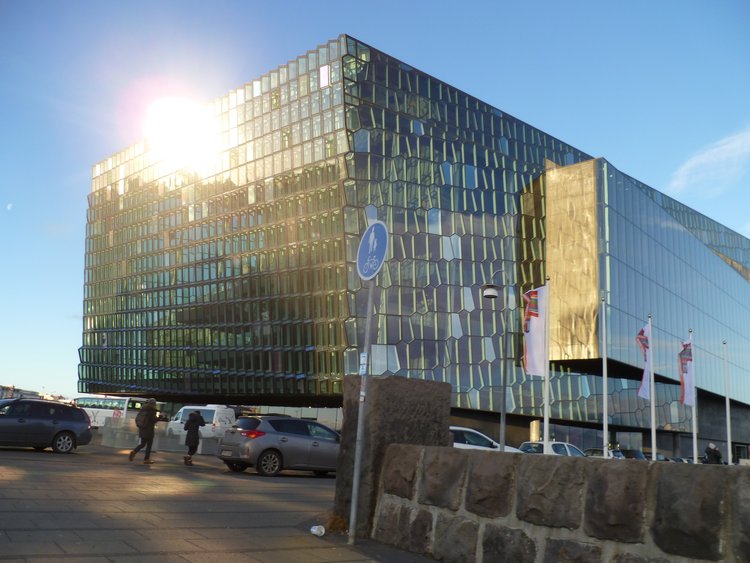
[79,35,750,457]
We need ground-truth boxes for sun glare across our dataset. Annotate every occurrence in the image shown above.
[142,97,220,174]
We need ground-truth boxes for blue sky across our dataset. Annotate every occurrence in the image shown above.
[1,1,748,398]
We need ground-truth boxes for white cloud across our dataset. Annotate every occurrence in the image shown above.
[667,128,750,196]
[5,203,12,211]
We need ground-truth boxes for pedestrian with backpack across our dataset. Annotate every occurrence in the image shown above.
[129,398,159,464]
[183,410,206,466]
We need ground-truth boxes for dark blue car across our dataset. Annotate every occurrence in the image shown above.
[0,398,92,453]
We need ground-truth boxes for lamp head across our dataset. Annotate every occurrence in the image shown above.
[481,283,499,299]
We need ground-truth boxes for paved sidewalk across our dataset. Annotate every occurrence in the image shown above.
[0,437,433,562]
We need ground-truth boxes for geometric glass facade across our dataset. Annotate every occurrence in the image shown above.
[79,35,750,452]
[545,159,750,440]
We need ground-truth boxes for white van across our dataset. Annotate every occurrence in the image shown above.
[166,405,236,440]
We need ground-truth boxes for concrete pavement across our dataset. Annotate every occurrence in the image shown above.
[0,433,432,562]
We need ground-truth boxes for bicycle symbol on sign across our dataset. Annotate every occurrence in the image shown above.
[357,221,388,281]
[363,255,380,276]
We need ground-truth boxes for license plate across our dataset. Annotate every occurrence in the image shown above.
[221,450,232,457]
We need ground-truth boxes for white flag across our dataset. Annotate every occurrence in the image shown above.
[523,285,548,377]
[636,324,651,400]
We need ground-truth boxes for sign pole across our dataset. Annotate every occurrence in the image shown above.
[348,220,388,546]
[348,278,375,545]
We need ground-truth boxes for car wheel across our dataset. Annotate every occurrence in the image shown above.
[224,461,247,473]
[256,450,282,476]
[52,432,75,454]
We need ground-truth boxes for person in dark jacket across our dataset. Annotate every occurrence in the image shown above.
[183,410,206,466]
[705,442,723,464]
[129,398,159,464]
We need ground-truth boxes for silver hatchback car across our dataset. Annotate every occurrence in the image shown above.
[217,415,340,477]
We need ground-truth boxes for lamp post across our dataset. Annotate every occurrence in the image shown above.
[482,270,508,452]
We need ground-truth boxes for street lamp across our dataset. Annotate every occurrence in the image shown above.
[482,271,508,452]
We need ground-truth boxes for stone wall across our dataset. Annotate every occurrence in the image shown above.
[372,445,750,562]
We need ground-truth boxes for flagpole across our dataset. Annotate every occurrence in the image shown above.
[601,296,608,457]
[723,339,731,464]
[690,329,698,463]
[648,315,656,462]
[543,277,551,455]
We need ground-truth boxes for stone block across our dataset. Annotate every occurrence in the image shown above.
[516,454,585,529]
[418,447,467,510]
[583,458,647,542]
[408,508,434,555]
[371,499,406,547]
[542,538,601,563]
[465,451,517,518]
[334,376,451,538]
[381,443,422,499]
[372,498,434,556]
[731,468,750,561]
[434,514,478,563]
[481,523,536,563]
[612,554,671,563]
[651,463,725,560]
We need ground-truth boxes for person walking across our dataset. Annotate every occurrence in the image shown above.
[129,398,159,464]
[183,410,206,466]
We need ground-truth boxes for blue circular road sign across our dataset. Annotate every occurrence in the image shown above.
[357,221,389,281]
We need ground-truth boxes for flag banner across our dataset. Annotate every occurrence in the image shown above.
[678,340,695,407]
[636,324,651,400]
[523,285,547,376]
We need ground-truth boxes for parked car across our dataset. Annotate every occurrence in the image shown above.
[167,404,236,439]
[450,426,521,453]
[217,415,340,476]
[643,451,672,462]
[519,441,586,456]
[584,447,625,459]
[620,449,648,460]
[0,398,92,453]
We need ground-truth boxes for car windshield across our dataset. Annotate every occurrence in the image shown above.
[520,442,544,454]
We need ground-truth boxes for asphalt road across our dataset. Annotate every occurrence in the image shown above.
[0,435,432,562]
